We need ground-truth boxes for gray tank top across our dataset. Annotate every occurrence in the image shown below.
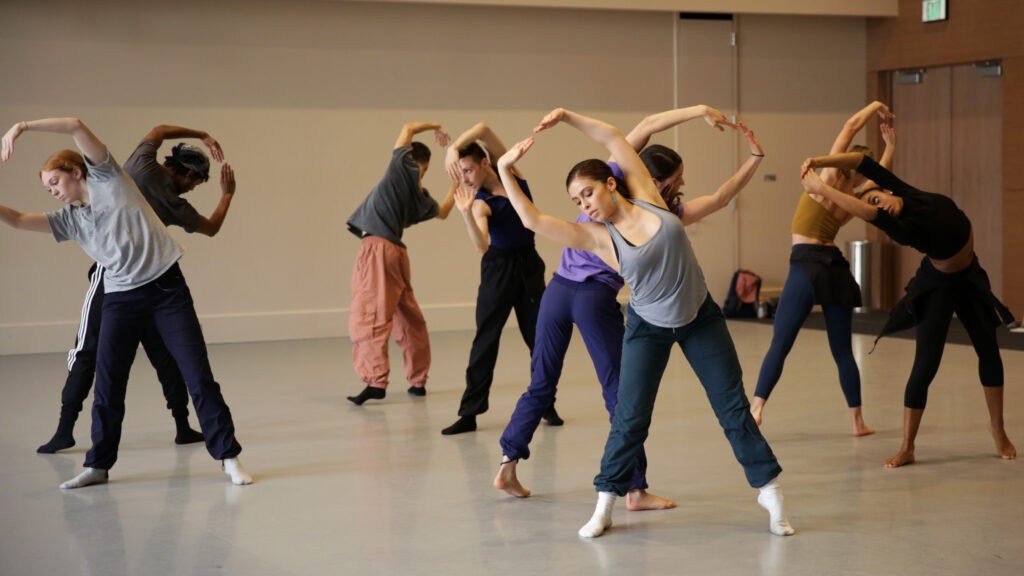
[604,199,708,328]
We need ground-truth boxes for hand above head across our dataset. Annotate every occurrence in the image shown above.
[703,107,735,132]
[876,105,895,122]
[497,137,535,170]
[202,135,225,163]
[454,184,475,214]
[2,122,27,163]
[434,128,451,148]
[534,108,568,133]
[737,122,763,156]
[220,163,236,195]
[880,123,897,148]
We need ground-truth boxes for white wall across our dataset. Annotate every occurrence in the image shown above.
[0,0,866,354]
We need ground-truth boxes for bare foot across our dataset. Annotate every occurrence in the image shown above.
[494,459,531,498]
[750,397,765,426]
[989,423,1017,460]
[850,407,875,437]
[625,489,677,511]
[883,449,915,468]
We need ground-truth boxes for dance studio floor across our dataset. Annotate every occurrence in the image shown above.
[2,320,1022,575]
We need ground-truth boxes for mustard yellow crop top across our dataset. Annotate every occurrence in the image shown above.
[790,193,842,241]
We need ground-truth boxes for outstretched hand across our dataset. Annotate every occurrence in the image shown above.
[202,135,225,163]
[880,122,897,148]
[703,107,735,132]
[2,122,26,163]
[220,163,236,195]
[534,108,567,133]
[498,137,534,169]
[454,184,475,214]
[737,122,763,156]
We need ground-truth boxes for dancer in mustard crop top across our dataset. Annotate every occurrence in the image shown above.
[750,102,894,435]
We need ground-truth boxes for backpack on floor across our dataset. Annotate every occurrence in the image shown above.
[723,269,761,318]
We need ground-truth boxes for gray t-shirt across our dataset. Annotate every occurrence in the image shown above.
[123,139,203,232]
[605,199,708,328]
[46,152,183,293]
[346,146,439,248]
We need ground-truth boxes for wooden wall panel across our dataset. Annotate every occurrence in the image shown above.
[952,64,1002,297]
[1003,56,1024,315]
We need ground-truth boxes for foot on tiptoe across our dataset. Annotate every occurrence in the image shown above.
[347,386,386,406]
[542,405,564,426]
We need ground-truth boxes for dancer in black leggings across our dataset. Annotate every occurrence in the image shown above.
[801,130,1017,467]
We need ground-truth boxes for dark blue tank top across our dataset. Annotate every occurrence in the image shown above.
[475,175,535,250]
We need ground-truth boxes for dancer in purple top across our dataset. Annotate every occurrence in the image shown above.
[493,106,764,510]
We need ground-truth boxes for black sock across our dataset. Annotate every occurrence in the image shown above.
[542,405,564,426]
[441,415,477,435]
[174,417,205,445]
[347,386,386,406]
[38,418,76,454]
[407,386,426,397]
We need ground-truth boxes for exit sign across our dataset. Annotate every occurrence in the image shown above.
[923,0,948,22]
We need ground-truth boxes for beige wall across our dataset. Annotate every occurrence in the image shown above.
[0,0,866,354]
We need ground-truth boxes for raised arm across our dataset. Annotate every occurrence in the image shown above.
[878,122,896,170]
[496,137,615,263]
[801,152,864,177]
[679,122,762,226]
[536,108,665,210]
[435,181,457,220]
[453,184,490,254]
[143,125,224,162]
[0,205,50,233]
[800,168,877,222]
[622,104,733,152]
[192,163,236,237]
[3,118,106,165]
[820,101,893,184]
[394,122,449,150]
[445,122,517,182]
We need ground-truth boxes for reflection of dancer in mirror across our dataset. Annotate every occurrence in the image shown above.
[496,108,793,538]
[38,124,233,454]
[495,106,761,514]
[441,122,552,435]
[1,117,252,487]
[346,122,454,405]
[801,125,1017,467]
[752,101,895,436]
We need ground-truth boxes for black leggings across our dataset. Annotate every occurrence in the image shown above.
[905,282,1003,409]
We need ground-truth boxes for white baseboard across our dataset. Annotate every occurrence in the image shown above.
[0,303,480,355]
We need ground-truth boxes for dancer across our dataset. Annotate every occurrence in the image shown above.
[38,124,233,454]
[495,105,755,509]
[441,123,551,435]
[496,109,792,538]
[346,122,454,405]
[751,101,895,435]
[800,130,1017,468]
[1,117,252,488]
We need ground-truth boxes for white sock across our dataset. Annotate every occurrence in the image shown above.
[579,492,617,538]
[59,467,108,490]
[757,479,795,536]
[222,457,253,486]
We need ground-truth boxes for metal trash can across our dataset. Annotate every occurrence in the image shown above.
[847,240,893,313]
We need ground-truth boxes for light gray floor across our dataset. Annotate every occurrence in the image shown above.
[1,321,1022,575]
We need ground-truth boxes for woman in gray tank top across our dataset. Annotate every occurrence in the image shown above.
[494,108,794,538]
